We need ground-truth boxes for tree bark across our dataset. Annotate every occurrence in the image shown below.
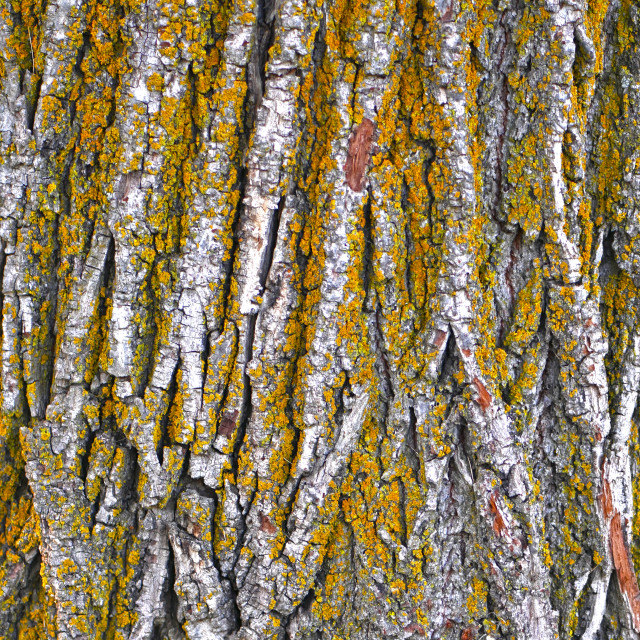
[0,0,639,638]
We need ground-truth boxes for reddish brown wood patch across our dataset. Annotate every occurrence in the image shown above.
[344,118,375,192]
[441,4,454,22]
[461,627,476,640]
[602,477,640,631]
[259,513,278,534]
[403,622,425,636]
[610,513,640,630]
[434,329,448,347]
[600,476,614,518]
[489,491,508,538]
[472,377,492,410]
[218,409,239,438]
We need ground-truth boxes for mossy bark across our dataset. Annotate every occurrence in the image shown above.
[1,0,640,638]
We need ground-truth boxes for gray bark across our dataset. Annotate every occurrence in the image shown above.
[1,0,640,638]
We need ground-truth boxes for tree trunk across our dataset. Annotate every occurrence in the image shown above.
[1,0,640,638]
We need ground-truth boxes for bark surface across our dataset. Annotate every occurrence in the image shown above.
[1,0,640,638]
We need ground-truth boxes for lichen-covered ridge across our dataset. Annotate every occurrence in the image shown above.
[1,0,640,638]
